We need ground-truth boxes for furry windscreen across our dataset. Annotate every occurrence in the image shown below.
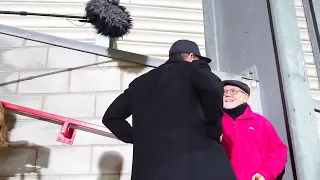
[85,0,133,39]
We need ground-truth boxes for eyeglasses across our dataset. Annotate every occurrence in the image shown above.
[223,89,245,95]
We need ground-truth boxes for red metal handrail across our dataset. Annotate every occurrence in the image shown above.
[1,101,117,145]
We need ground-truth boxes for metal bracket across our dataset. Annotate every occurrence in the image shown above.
[213,70,243,81]
[57,122,77,145]
[240,65,260,81]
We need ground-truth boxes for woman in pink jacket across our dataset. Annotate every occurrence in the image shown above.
[221,80,287,180]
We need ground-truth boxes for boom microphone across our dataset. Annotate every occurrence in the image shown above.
[0,0,133,39]
[85,0,132,39]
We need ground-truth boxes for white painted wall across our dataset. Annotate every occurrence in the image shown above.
[294,0,320,99]
[0,0,206,59]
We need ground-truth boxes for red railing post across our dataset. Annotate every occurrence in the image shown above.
[57,122,76,145]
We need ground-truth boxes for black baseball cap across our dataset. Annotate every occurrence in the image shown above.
[169,40,211,63]
[222,80,250,95]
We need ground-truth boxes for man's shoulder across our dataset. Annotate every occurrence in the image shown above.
[192,60,211,71]
[192,60,221,81]
[252,112,274,128]
[127,68,155,87]
[252,112,268,121]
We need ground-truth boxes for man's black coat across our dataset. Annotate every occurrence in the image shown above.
[102,58,236,180]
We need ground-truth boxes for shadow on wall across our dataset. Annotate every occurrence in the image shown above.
[0,110,50,180]
[98,151,124,180]
[0,44,16,96]
[108,0,149,74]
[107,34,151,74]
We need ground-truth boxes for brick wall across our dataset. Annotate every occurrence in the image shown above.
[0,33,155,180]
[0,33,260,180]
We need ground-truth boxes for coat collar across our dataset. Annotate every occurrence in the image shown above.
[161,57,187,66]
[238,105,255,120]
[224,105,255,120]
[160,57,211,70]
[192,59,211,70]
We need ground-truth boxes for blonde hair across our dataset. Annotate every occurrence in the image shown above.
[0,103,9,147]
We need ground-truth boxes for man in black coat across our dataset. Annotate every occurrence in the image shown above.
[102,40,236,180]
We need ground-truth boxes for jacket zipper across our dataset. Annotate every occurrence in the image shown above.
[234,119,244,180]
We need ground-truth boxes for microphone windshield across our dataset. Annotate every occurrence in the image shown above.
[85,0,133,39]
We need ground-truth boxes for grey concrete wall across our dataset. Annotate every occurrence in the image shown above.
[204,0,295,179]
[0,32,260,179]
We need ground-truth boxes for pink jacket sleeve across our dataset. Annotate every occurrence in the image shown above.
[258,120,288,180]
